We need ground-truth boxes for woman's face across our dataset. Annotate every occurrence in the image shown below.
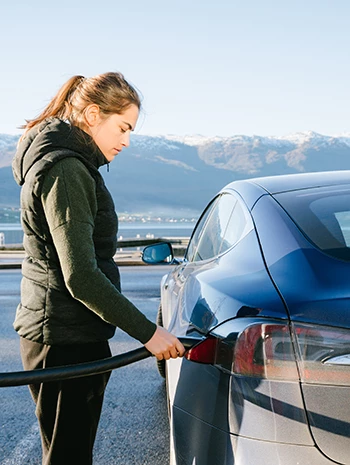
[86,104,139,162]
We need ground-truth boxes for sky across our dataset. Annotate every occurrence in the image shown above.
[1,0,350,138]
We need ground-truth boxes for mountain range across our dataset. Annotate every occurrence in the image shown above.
[1,131,350,215]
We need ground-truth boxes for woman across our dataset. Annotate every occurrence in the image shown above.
[12,72,185,465]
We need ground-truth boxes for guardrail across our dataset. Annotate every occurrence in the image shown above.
[0,237,189,251]
[0,338,199,388]
[0,237,189,268]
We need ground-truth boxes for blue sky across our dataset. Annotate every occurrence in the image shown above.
[1,0,350,137]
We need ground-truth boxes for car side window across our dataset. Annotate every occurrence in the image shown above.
[335,211,350,246]
[220,200,251,254]
[194,194,236,261]
[186,197,218,262]
[187,192,253,263]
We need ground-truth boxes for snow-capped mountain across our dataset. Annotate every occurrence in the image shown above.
[129,131,350,181]
[135,130,350,150]
[1,131,350,213]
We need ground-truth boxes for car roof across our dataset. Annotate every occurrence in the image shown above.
[222,170,350,209]
[245,170,350,194]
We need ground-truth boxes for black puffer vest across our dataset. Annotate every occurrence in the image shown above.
[12,118,118,344]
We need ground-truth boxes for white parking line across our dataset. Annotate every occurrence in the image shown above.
[1,422,39,465]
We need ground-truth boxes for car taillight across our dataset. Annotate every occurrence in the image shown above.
[184,336,219,364]
[293,323,350,386]
[185,321,350,385]
[233,323,299,380]
[185,322,299,381]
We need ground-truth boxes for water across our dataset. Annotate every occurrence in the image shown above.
[0,222,195,246]
[0,224,23,245]
[117,222,194,240]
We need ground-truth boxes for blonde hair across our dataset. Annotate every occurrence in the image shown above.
[21,72,141,136]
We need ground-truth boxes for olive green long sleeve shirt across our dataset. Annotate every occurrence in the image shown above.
[41,157,157,344]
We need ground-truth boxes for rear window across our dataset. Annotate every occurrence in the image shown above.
[274,184,350,261]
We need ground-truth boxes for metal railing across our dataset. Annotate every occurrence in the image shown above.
[0,237,189,251]
[0,237,189,268]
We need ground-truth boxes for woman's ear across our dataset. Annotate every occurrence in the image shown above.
[84,104,101,128]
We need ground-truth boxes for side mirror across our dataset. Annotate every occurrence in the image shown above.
[142,242,174,264]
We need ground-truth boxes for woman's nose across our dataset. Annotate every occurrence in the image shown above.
[122,132,130,147]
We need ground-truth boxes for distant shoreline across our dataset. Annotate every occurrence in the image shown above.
[0,221,195,230]
[0,222,195,246]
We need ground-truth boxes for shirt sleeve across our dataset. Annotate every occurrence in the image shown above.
[41,157,157,344]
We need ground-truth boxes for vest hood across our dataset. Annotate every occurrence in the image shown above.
[12,118,108,186]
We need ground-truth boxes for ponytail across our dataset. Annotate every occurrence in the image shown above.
[20,75,85,135]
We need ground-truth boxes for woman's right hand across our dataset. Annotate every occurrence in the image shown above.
[144,326,185,361]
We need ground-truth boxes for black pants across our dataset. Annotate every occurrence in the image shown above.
[20,337,111,465]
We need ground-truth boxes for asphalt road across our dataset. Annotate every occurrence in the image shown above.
[0,266,173,465]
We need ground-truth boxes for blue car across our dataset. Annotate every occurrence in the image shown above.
[142,170,350,465]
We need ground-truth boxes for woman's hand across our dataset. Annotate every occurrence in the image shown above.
[144,326,185,361]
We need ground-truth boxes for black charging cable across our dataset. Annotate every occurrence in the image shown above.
[0,337,199,388]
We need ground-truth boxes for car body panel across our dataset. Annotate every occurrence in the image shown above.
[252,193,350,328]
[171,357,312,444]
[162,229,289,339]
[172,406,336,465]
[302,385,350,464]
[249,170,350,194]
[222,182,268,210]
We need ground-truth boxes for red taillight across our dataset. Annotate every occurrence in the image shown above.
[185,321,350,385]
[185,322,299,381]
[185,337,219,364]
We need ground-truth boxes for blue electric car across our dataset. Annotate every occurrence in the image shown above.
[142,170,350,465]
